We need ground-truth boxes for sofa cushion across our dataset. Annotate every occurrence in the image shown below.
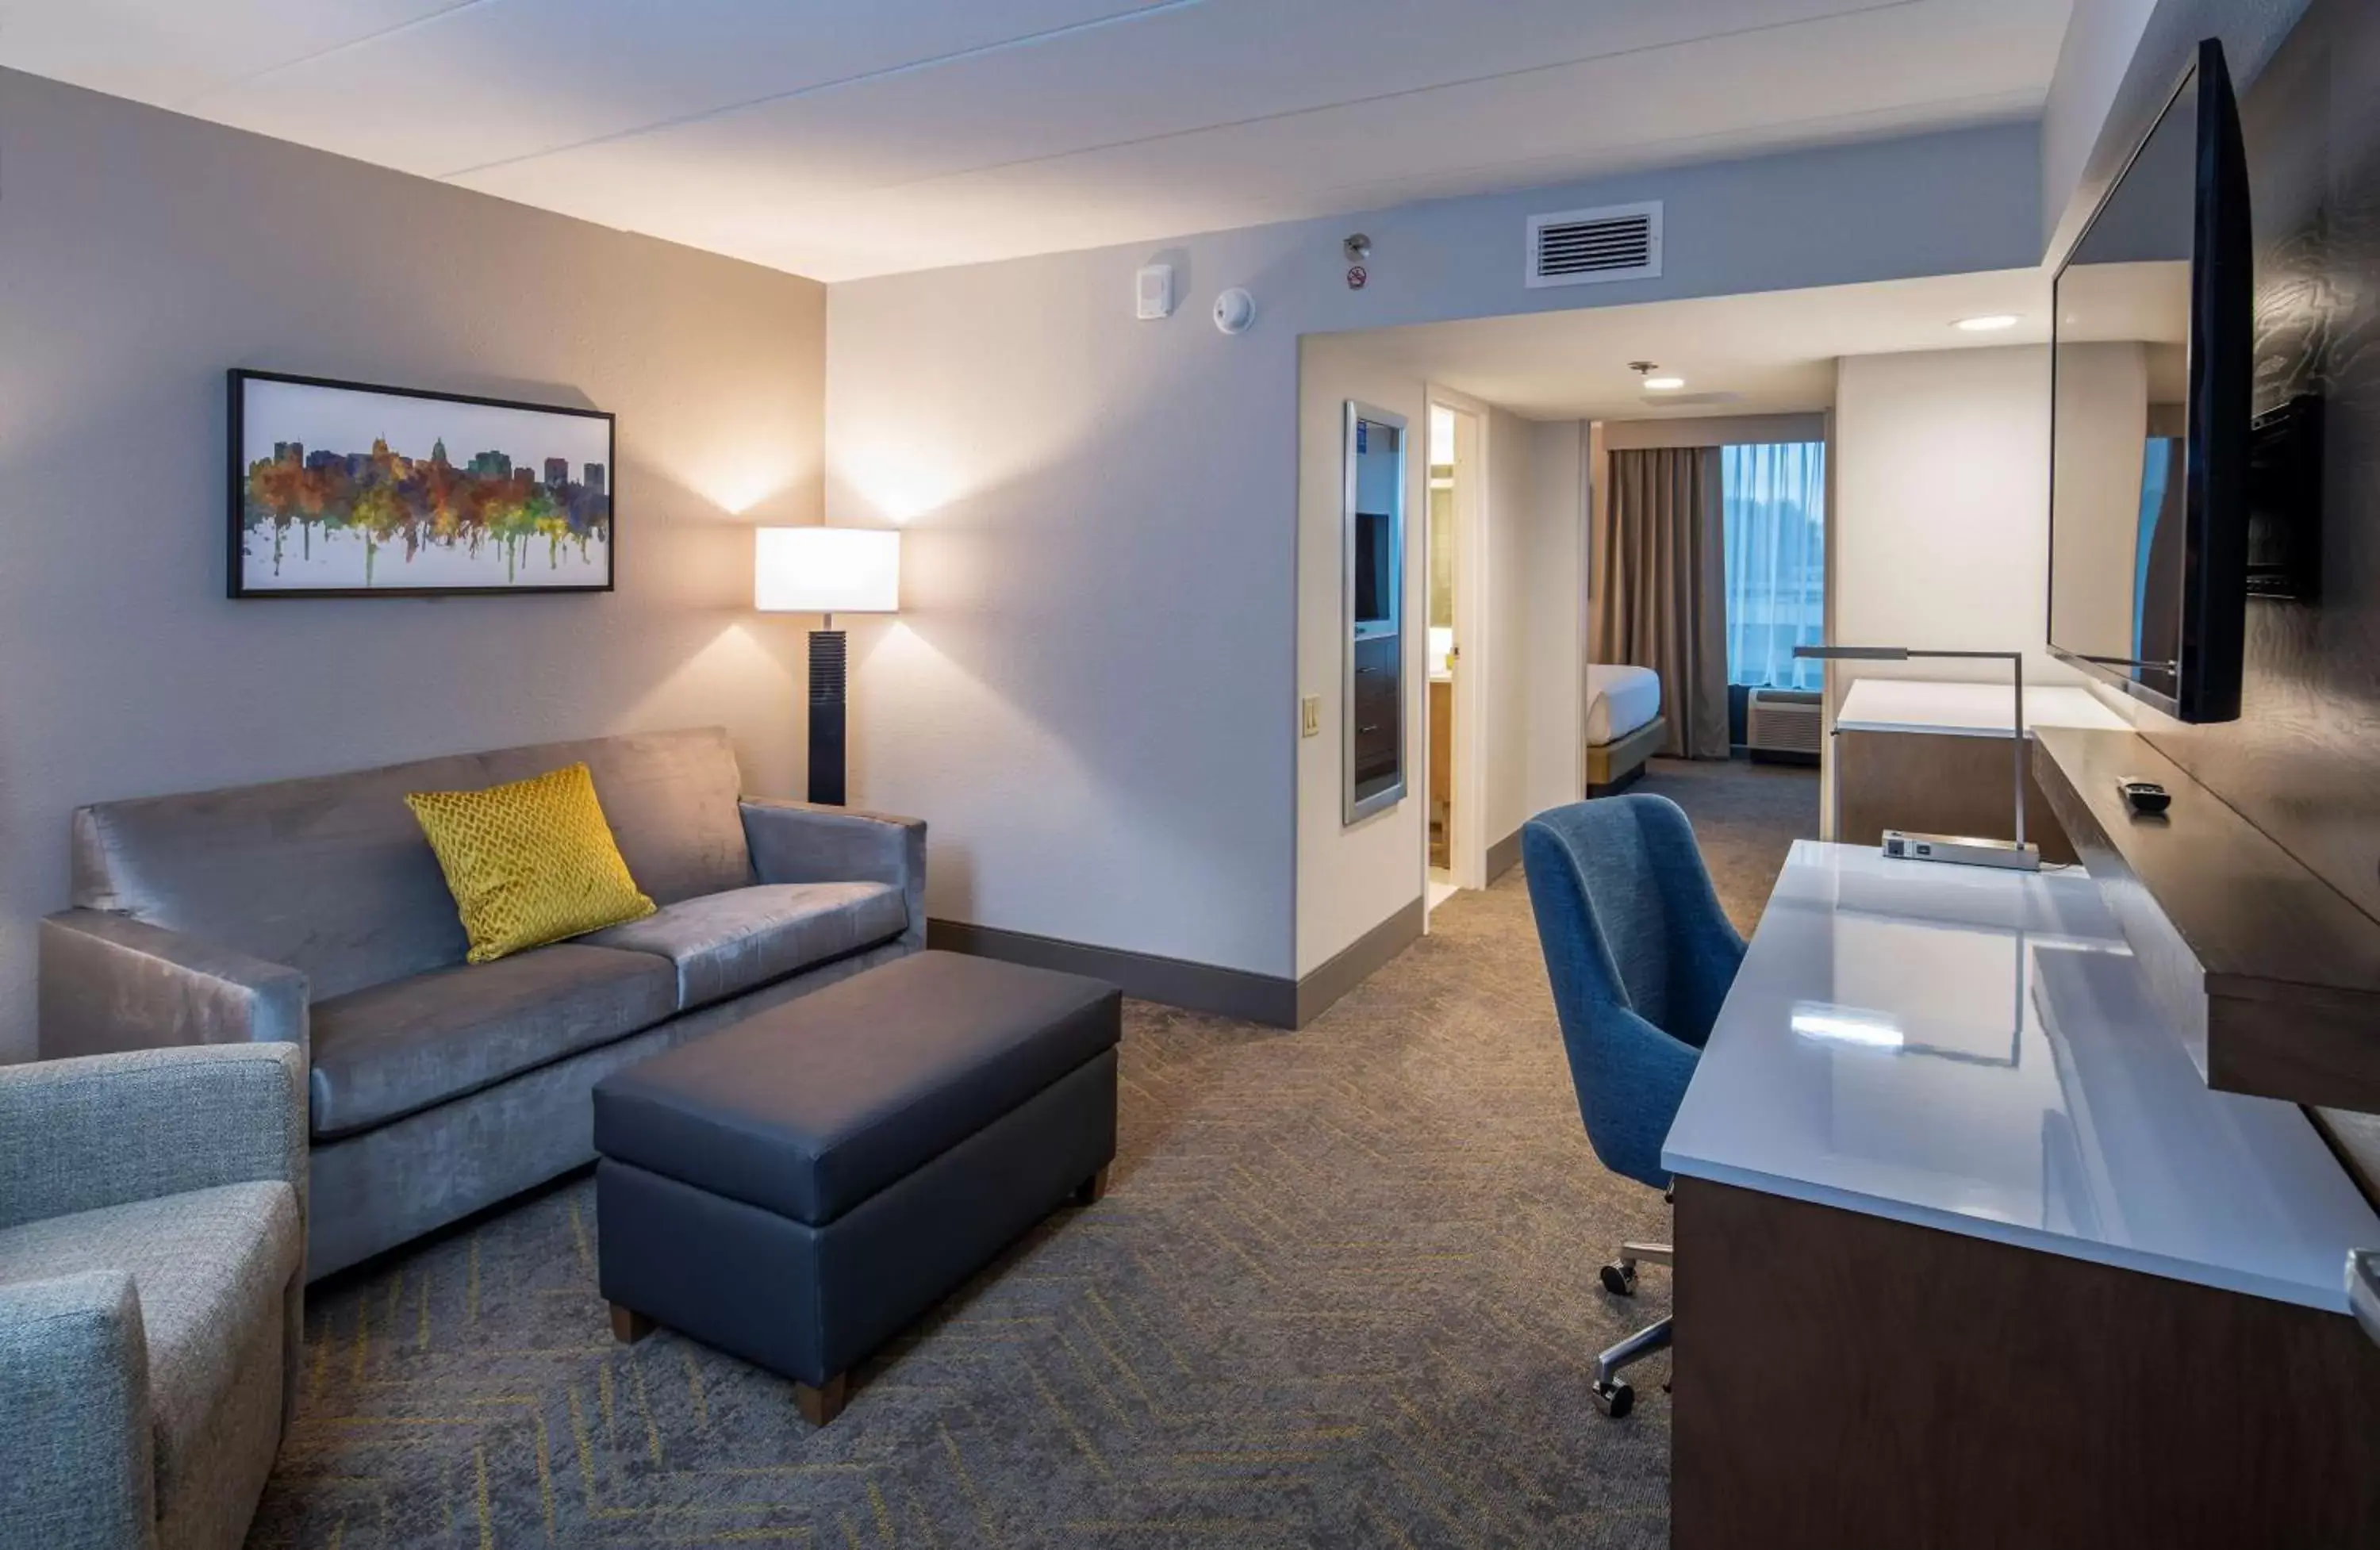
[593,950,1120,1225]
[583,882,908,1011]
[0,1181,299,1517]
[309,944,678,1140]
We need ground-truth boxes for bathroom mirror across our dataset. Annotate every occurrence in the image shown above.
[1344,401,1407,823]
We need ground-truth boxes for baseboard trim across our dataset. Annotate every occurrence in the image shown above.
[1294,897,1426,1028]
[1587,763,1646,798]
[928,919,1298,1026]
[1486,825,1523,884]
[930,897,1430,1032]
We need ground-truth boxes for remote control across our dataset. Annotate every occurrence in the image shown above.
[2117,777,2171,816]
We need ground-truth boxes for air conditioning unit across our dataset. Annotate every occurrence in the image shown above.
[1747,689,1823,765]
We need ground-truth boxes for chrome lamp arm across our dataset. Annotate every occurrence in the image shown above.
[1795,643,2035,870]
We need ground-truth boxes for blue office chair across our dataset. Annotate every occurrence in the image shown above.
[1523,794,1746,1417]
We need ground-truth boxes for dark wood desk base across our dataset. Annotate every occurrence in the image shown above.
[1672,1177,2380,1548]
[1836,728,2077,864]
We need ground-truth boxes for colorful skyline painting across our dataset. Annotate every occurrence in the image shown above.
[230,371,615,597]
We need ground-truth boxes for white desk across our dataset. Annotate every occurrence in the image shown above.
[1663,841,2378,1312]
[1664,843,2380,1548]
[1834,677,2131,738]
[1829,679,2125,864]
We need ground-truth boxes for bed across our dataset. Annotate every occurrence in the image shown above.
[1584,664,1666,796]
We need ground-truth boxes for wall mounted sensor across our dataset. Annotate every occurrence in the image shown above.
[1135,264,1174,320]
[1213,287,1255,335]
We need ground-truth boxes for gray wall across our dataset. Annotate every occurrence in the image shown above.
[1523,420,1590,824]
[1294,338,1426,976]
[1603,412,1829,450]
[0,70,828,1061]
[1482,404,1538,855]
[827,123,2044,980]
[2040,0,2310,260]
[2041,0,2166,252]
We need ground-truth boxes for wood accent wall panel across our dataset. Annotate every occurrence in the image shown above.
[1671,1177,2380,1550]
[1834,729,2077,864]
[2036,726,2380,1111]
[2131,0,2380,927]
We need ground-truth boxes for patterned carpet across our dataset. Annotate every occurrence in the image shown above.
[1629,758,1819,938]
[248,762,1814,1550]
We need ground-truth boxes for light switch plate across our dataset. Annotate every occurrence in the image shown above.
[1300,695,1321,738]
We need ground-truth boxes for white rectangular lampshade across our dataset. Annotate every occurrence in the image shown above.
[754,527,900,613]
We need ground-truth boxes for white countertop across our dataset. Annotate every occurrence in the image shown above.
[1663,841,2380,1312]
[1836,677,2131,738]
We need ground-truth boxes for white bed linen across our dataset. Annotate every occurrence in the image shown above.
[1585,664,1662,746]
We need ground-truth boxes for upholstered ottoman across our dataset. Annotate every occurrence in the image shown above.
[590,950,1119,1424]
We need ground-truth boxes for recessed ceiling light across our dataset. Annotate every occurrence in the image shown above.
[1643,376,1686,391]
[1955,314,2020,332]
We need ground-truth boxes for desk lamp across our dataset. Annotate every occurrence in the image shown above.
[1794,644,2040,873]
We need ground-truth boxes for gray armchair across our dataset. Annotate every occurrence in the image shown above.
[39,912,310,1065]
[0,1043,307,1550]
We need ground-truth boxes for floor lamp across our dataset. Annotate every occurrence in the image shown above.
[756,527,900,806]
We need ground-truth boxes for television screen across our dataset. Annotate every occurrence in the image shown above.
[2048,39,2248,722]
[1353,510,1393,628]
[2048,71,2200,707]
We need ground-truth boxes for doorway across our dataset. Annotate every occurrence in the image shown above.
[1425,401,1480,915]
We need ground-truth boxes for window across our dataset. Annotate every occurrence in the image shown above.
[1722,441,1825,690]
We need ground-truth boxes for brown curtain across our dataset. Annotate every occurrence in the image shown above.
[1595,446,1729,759]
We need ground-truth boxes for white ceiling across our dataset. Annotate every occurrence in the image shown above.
[2,0,2073,282]
[1334,268,2079,420]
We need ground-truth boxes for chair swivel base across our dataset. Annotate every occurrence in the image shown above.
[1599,1240,1672,1295]
[1591,1314,1672,1418]
[1594,1239,1676,1417]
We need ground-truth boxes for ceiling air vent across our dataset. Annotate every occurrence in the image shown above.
[1526,201,1661,288]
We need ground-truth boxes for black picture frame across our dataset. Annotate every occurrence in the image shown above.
[227,368,617,600]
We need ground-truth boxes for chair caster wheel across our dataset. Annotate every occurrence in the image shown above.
[1591,1379,1635,1418]
[1599,1260,1637,1296]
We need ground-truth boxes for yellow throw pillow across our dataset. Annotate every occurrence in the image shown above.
[405,762,656,964]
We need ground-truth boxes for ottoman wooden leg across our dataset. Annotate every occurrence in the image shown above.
[1073,1164,1111,1206]
[609,1304,655,1345]
[796,1372,849,1428]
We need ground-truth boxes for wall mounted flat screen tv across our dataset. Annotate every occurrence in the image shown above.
[2048,37,2251,723]
[1353,510,1395,635]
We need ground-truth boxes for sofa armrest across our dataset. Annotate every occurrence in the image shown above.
[0,1044,308,1233]
[0,1270,155,1550]
[40,910,308,1063]
[740,800,927,948]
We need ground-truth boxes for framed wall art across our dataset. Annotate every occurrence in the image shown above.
[228,369,616,598]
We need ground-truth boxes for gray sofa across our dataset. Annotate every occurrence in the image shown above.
[0,1043,306,1550]
[40,728,924,1280]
